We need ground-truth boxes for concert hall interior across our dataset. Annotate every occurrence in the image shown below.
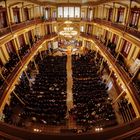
[0,0,140,139]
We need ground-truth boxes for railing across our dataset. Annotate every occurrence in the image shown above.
[0,33,57,109]
[0,26,11,38]
[0,116,140,139]
[80,33,140,113]
[0,18,50,39]
[82,18,140,40]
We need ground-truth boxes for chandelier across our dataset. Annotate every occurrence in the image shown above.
[59,27,78,38]
[64,21,72,24]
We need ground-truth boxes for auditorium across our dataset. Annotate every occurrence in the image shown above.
[0,0,140,139]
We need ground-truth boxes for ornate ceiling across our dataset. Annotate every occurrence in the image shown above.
[29,0,140,4]
[2,0,139,7]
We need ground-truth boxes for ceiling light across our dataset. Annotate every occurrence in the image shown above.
[64,20,72,24]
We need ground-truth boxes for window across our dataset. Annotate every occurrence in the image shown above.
[81,11,85,19]
[24,8,29,20]
[112,34,118,45]
[13,7,20,23]
[80,26,84,32]
[69,7,74,18]
[58,7,63,18]
[130,7,140,27]
[28,31,32,40]
[53,11,56,18]
[6,40,15,54]
[45,9,48,19]
[87,25,92,34]
[132,12,139,25]
[121,40,131,57]
[0,7,7,28]
[18,35,25,47]
[64,7,68,18]
[108,8,113,21]
[89,9,93,20]
[117,7,124,23]
[75,7,80,18]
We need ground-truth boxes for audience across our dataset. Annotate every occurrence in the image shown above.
[70,51,117,129]
[0,35,41,89]
[3,50,118,132]
[3,54,67,126]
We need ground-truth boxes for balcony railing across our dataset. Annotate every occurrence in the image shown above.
[0,18,52,39]
[80,33,140,113]
[82,18,140,40]
[0,115,140,139]
[0,33,57,108]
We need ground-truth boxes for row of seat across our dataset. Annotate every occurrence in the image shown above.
[3,54,67,126]
[70,51,117,129]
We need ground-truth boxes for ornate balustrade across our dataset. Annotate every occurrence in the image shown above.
[0,18,56,39]
[82,18,140,40]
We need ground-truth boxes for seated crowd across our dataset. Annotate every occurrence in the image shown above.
[70,51,117,129]
[0,36,41,89]
[3,54,67,126]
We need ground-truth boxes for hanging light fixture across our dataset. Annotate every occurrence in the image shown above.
[64,20,72,24]
[59,0,78,38]
[59,27,78,38]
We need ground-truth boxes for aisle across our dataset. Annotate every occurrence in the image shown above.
[66,53,73,111]
[66,51,77,129]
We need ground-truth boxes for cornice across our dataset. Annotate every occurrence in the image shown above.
[22,0,140,7]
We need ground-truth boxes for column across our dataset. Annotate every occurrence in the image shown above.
[21,2,24,22]
[125,0,132,26]
[4,0,12,32]
[1,45,9,61]
[106,69,113,82]
[112,2,116,22]
[112,90,125,104]
[40,6,42,19]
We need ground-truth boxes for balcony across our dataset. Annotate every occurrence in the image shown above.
[0,18,42,39]
[0,33,58,109]
[0,17,57,40]
[82,18,140,40]
[80,33,140,113]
